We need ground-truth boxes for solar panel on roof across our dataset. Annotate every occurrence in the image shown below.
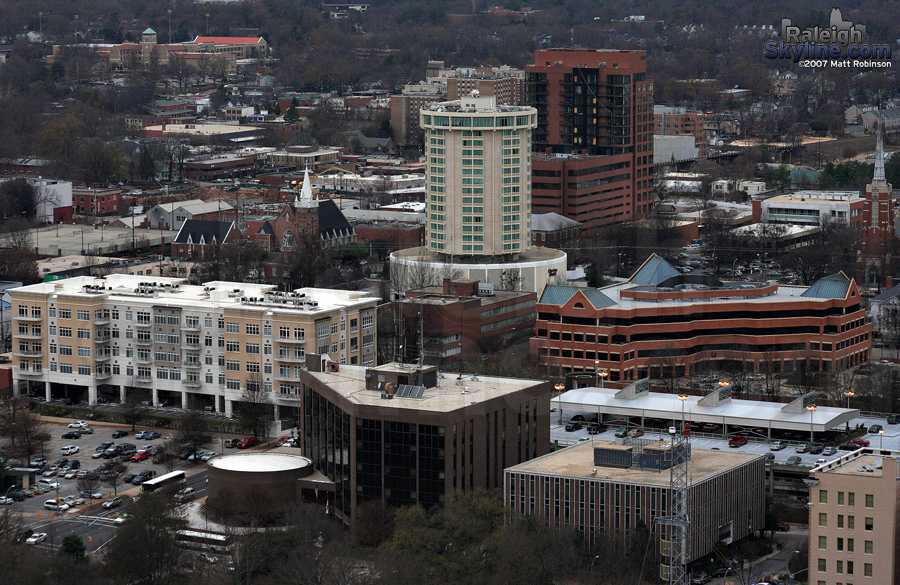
[395,385,410,398]
[412,386,426,398]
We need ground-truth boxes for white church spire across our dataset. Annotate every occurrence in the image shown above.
[874,121,886,183]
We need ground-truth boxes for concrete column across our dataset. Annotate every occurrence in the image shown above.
[180,391,188,409]
[119,385,126,404]
[88,383,98,405]
[44,381,51,402]
[152,387,160,406]
[224,399,233,418]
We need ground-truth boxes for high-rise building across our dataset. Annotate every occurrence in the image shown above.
[807,448,900,585]
[526,49,655,220]
[419,95,537,259]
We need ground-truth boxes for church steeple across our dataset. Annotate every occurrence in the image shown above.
[298,168,317,208]
[874,121,886,183]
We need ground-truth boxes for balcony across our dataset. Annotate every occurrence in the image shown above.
[15,314,42,322]
[274,374,304,382]
[183,361,202,369]
[275,354,306,363]
[275,392,302,401]
[94,316,111,325]
[135,338,153,347]
[133,375,153,383]
[182,342,202,350]
[16,367,43,376]
[182,379,202,388]
[134,321,152,328]
[95,353,112,362]
[94,335,111,343]
[14,349,42,358]
[15,331,42,340]
[134,356,153,365]
[94,371,112,380]
[276,337,306,344]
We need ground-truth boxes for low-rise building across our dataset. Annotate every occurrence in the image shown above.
[753,190,866,226]
[73,187,121,217]
[505,440,765,562]
[171,220,243,259]
[394,279,537,370]
[146,199,236,231]
[531,212,581,249]
[531,255,871,381]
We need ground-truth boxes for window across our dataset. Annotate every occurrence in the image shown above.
[848,516,855,529]
[245,343,260,354]
[76,310,89,321]
[837,537,843,551]
[838,515,844,528]
[864,563,873,577]
[185,316,199,328]
[317,323,329,339]
[226,341,240,352]
[278,326,290,339]
[226,360,240,371]
[818,536,827,549]
[839,492,844,505]
[837,560,843,574]
[59,345,72,356]
[226,323,239,334]
[847,538,854,552]
[49,307,56,318]
[60,363,72,374]
[818,559,826,572]
[865,517,873,531]
[246,324,259,335]
[205,316,213,328]
[849,492,855,506]
[263,324,272,336]
[818,513,827,526]
[847,560,853,575]
[226,379,240,390]
[865,494,873,508]
[59,309,71,319]
[246,362,260,373]
[59,327,72,338]
[78,365,90,375]
[865,540,873,554]
[362,313,374,328]
[819,490,828,504]
[77,328,90,339]
[77,347,90,357]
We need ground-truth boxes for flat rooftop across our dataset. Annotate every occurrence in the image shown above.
[507,439,761,486]
[11,274,378,315]
[812,448,900,476]
[24,225,178,256]
[307,363,546,413]
[765,190,861,204]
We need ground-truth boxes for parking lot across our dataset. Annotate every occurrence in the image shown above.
[551,411,900,468]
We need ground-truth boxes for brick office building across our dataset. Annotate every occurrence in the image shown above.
[394,279,537,369]
[531,255,871,382]
[526,49,655,222]
[654,106,708,158]
[298,361,551,528]
[73,187,121,216]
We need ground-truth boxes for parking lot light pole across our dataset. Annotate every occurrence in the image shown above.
[786,549,800,581]
[880,428,884,450]
[555,383,564,425]
[807,404,816,444]
[846,391,855,409]
[678,394,688,434]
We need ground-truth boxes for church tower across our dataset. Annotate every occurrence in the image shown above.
[859,123,894,288]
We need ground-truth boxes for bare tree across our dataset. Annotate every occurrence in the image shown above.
[76,475,102,498]
[234,377,274,439]
[649,343,685,394]
[101,461,128,496]
[0,394,49,465]
[178,407,211,458]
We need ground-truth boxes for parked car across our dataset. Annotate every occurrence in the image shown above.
[29,457,47,467]
[776,522,790,532]
[112,430,128,438]
[79,426,94,434]
[131,450,151,462]
[79,490,103,499]
[764,453,775,462]
[564,422,583,432]
[570,414,586,422]
[25,532,47,545]
[786,456,802,465]
[888,414,899,425]
[15,528,34,543]
[61,432,81,439]
[62,495,85,507]
[144,431,162,440]
[614,426,629,438]
[224,438,239,448]
[102,496,123,509]
[629,428,644,438]
[49,459,68,470]
[0,496,14,505]
[67,421,88,429]
[869,424,883,434]
[850,438,871,447]
[809,443,825,454]
[822,446,837,456]
[816,458,829,465]
[61,445,79,455]
[131,470,156,485]
[838,443,857,451]
[587,423,606,435]
[8,491,26,501]
[728,435,748,447]
[201,452,218,462]
[236,437,259,449]
[37,479,60,490]
[711,568,734,578]
[795,443,809,453]
[690,575,711,585]
[174,487,195,503]
[769,441,786,451]
[275,436,292,446]
[43,499,69,511]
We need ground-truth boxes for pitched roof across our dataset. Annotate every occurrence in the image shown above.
[143,28,156,35]
[629,254,681,286]
[871,282,900,302]
[317,199,354,241]
[801,272,852,299]
[192,36,264,45]
[531,212,581,232]
[173,219,235,245]
[538,285,616,309]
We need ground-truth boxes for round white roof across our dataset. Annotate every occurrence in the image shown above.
[209,452,311,473]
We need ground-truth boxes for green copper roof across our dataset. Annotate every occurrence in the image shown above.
[801,272,851,299]
[629,254,681,286]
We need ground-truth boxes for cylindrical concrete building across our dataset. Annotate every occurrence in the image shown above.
[206,452,313,520]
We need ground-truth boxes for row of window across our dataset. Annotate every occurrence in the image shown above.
[815,558,873,577]
[818,490,874,507]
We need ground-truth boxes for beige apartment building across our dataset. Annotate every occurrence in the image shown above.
[808,448,900,585]
[11,275,377,421]
[420,95,537,259]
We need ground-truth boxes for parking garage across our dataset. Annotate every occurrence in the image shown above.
[555,378,859,442]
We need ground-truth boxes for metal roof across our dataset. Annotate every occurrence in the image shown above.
[801,272,851,299]
[556,386,858,433]
[538,286,616,309]
[629,254,681,286]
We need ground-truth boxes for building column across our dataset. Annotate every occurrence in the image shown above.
[88,383,98,406]
[44,381,51,403]
[119,385,126,404]
[152,387,160,407]
[180,391,188,409]
[224,399,233,418]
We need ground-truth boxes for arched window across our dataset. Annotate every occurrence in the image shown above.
[282,228,295,248]
[573,302,584,309]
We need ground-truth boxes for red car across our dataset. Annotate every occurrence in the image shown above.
[728,435,748,448]
[275,436,291,446]
[130,450,151,462]
[849,438,870,447]
[236,437,258,449]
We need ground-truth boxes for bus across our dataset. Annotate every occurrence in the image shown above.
[141,470,187,493]
[174,529,233,554]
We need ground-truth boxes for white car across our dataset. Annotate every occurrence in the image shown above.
[68,421,88,429]
[63,469,79,479]
[61,445,80,455]
[26,532,47,545]
[44,499,69,511]
[0,497,14,505]
[63,495,85,506]
[113,513,129,525]
[37,480,60,490]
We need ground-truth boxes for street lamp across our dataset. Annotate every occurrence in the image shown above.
[678,394,688,434]
[880,428,884,450]
[807,404,817,444]
[554,383,564,425]
[786,549,800,581]
[846,390,855,409]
